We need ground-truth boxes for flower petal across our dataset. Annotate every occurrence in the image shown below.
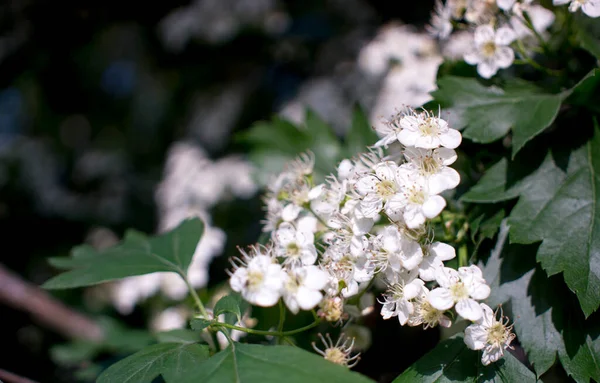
[422,195,446,218]
[428,287,455,310]
[296,286,323,310]
[456,298,484,321]
[464,323,488,350]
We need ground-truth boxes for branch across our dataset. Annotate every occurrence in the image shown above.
[0,263,104,341]
[0,368,40,383]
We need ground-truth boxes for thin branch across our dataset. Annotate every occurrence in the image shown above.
[0,263,104,341]
[0,368,40,383]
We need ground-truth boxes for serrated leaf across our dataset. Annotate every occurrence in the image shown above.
[155,329,203,344]
[179,343,372,383]
[214,294,242,324]
[345,105,378,156]
[42,219,204,289]
[480,238,600,382]
[190,318,212,331]
[97,343,209,383]
[431,77,566,157]
[392,336,537,382]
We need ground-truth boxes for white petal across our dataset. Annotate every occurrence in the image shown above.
[553,0,571,4]
[583,1,600,17]
[464,50,482,65]
[396,299,414,325]
[464,324,488,350]
[352,217,374,236]
[418,256,442,282]
[284,294,300,314]
[397,128,418,147]
[229,268,248,292]
[422,195,446,218]
[495,27,516,45]
[356,175,379,195]
[404,208,426,229]
[399,115,421,131]
[497,0,516,11]
[430,242,456,261]
[300,246,318,265]
[381,301,396,319]
[428,168,460,194]
[494,46,514,68]
[437,147,457,165]
[482,346,504,365]
[435,267,459,288]
[400,239,424,270]
[439,128,462,149]
[456,298,484,321]
[474,25,495,45]
[428,288,455,310]
[469,282,491,300]
[479,303,495,327]
[404,279,425,300]
[308,184,324,200]
[282,204,301,221]
[296,286,323,311]
[375,162,398,181]
[477,61,499,79]
[302,266,329,290]
[252,288,281,307]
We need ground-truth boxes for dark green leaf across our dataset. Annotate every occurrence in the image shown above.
[190,318,212,331]
[155,329,203,344]
[345,105,377,156]
[559,314,600,383]
[179,343,372,383]
[431,77,566,157]
[393,336,537,382]
[97,343,209,383]
[42,219,204,289]
[214,294,242,324]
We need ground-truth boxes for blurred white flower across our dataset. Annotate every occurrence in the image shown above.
[554,0,600,17]
[464,25,516,79]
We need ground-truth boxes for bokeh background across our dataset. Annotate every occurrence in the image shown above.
[0,1,471,381]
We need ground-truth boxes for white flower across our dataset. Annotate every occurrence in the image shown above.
[355,161,403,218]
[497,0,516,11]
[428,265,491,321]
[464,25,516,79]
[229,248,285,307]
[273,222,318,266]
[427,0,454,39]
[509,1,555,39]
[371,226,424,271]
[418,242,456,281]
[397,110,462,149]
[407,286,452,329]
[401,147,460,194]
[464,303,516,365]
[379,270,425,325]
[312,333,361,367]
[282,265,329,314]
[554,0,600,17]
[390,170,447,228]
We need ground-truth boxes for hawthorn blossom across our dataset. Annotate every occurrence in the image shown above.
[379,270,425,325]
[428,265,491,321]
[312,333,360,367]
[464,25,516,79]
[371,225,423,272]
[553,0,600,17]
[273,222,318,266]
[418,242,457,281]
[229,248,285,307]
[355,161,403,218]
[401,147,460,194]
[396,110,462,149]
[281,265,329,314]
[464,303,516,365]
[408,286,452,329]
[390,170,447,228]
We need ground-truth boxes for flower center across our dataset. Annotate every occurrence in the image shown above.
[418,118,440,137]
[407,187,426,205]
[487,322,508,345]
[324,348,347,365]
[482,41,497,57]
[419,300,444,328]
[449,282,470,301]
[376,179,398,198]
[420,155,441,176]
[246,270,265,291]
[286,243,301,257]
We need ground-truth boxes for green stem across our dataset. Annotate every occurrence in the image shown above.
[181,271,210,319]
[277,300,286,334]
[214,319,321,337]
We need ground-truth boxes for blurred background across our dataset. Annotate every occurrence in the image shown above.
[0,1,456,381]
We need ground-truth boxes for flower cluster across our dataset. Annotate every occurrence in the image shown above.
[428,0,558,78]
[228,107,515,366]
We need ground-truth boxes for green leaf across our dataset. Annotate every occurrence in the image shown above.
[431,77,566,157]
[345,105,378,156]
[574,13,600,60]
[214,294,242,324]
[190,318,212,331]
[179,343,372,383]
[42,219,204,289]
[392,336,537,382]
[155,329,203,344]
[97,342,209,383]
[480,230,600,381]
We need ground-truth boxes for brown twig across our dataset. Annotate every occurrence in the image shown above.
[0,368,40,383]
[0,263,104,342]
